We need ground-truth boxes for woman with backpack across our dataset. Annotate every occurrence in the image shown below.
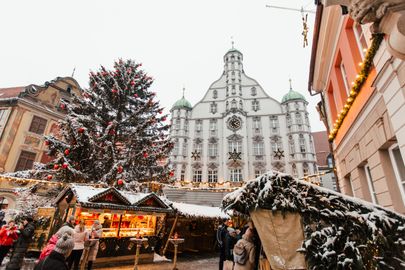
[233,228,256,270]
[0,220,18,265]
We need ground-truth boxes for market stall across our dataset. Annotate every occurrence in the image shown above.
[162,201,229,254]
[54,184,173,264]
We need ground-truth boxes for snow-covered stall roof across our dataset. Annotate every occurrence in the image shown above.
[170,202,229,219]
[56,184,173,213]
[222,171,405,269]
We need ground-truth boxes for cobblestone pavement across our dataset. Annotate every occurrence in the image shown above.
[97,255,218,270]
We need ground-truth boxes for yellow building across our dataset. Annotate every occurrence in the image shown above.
[0,77,82,209]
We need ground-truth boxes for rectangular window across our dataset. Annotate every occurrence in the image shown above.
[295,113,302,125]
[208,170,218,183]
[195,120,202,132]
[340,62,350,95]
[29,116,47,135]
[252,100,260,111]
[15,151,36,171]
[228,141,242,153]
[364,165,378,204]
[230,169,242,182]
[299,137,306,153]
[253,117,261,133]
[173,142,179,155]
[389,144,405,205]
[194,143,202,155]
[0,109,11,138]
[209,120,217,136]
[193,170,202,182]
[253,142,264,156]
[180,170,185,181]
[353,22,368,59]
[254,170,264,178]
[208,143,217,157]
[175,119,180,130]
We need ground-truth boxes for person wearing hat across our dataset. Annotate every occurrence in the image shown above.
[38,225,75,261]
[34,232,75,270]
[6,216,35,270]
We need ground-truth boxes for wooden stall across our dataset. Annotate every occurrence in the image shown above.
[163,202,229,254]
[55,184,173,264]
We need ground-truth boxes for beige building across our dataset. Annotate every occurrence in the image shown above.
[0,77,82,209]
[309,1,405,214]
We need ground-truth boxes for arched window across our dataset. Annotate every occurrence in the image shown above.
[251,87,257,96]
[299,134,306,153]
[292,164,298,177]
[213,89,218,99]
[295,112,303,125]
[231,99,237,109]
[303,163,309,176]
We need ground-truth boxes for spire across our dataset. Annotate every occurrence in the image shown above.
[182,86,185,98]
[231,36,234,49]
[289,78,293,91]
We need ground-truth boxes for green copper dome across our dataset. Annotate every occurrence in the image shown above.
[172,96,192,110]
[282,88,306,103]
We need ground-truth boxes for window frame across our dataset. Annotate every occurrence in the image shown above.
[389,144,405,205]
[15,150,36,171]
[208,170,218,183]
[364,164,378,204]
[28,116,47,135]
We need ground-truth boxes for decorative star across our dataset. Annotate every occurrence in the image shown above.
[191,150,201,161]
[274,149,285,159]
[228,149,242,161]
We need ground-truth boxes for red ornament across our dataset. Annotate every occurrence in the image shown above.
[108,121,113,126]
[130,80,135,86]
[159,110,163,114]
[78,127,85,133]
[62,163,68,169]
[117,179,124,185]
[134,93,138,98]
[47,175,53,180]
[117,166,123,173]
[169,171,174,177]
[64,149,70,155]
[112,89,118,94]
[143,152,148,158]
[53,164,59,170]
[102,71,108,76]
[162,117,166,121]
[109,129,115,135]
[44,140,50,146]
[60,103,66,109]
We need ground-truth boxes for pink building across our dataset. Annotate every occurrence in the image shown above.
[309,1,405,214]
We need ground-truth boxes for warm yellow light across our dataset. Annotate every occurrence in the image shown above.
[350,90,356,96]
[351,81,355,85]
[356,75,360,78]
[363,48,367,52]
[359,62,363,66]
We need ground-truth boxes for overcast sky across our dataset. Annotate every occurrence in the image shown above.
[0,0,325,131]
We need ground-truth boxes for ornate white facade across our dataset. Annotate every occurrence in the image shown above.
[169,49,317,183]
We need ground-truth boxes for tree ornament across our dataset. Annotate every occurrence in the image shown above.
[64,149,70,156]
[117,179,124,185]
[44,140,50,146]
[162,117,166,121]
[78,127,85,133]
[134,93,138,98]
[169,170,174,177]
[53,164,60,170]
[159,110,163,114]
[47,175,53,180]
[117,166,123,173]
[109,129,116,135]
[60,103,66,110]
[62,163,68,169]
[112,89,118,94]
[143,152,149,158]
[130,80,135,86]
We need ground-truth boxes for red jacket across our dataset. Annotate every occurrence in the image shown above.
[0,225,18,246]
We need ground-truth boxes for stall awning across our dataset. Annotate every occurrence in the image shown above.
[170,201,229,219]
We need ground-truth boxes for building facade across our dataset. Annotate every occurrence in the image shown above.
[312,131,336,191]
[309,1,405,214]
[169,48,317,184]
[0,77,82,210]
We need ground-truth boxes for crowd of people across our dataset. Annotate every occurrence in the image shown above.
[0,212,102,270]
[216,220,261,270]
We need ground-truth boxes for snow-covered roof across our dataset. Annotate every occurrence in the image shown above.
[58,184,173,213]
[171,202,229,219]
[222,171,405,269]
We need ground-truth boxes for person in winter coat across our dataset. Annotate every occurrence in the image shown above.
[86,220,102,270]
[233,228,256,270]
[67,219,89,270]
[0,220,18,265]
[216,220,228,270]
[0,212,6,227]
[39,225,75,261]
[34,232,75,270]
[6,217,35,270]
[63,216,76,229]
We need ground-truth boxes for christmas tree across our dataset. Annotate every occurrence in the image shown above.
[45,59,173,189]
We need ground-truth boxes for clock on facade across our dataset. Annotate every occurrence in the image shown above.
[227,116,242,131]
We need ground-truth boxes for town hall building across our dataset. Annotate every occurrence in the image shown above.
[168,48,317,186]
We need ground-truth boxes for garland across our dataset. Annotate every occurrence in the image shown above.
[328,33,384,141]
